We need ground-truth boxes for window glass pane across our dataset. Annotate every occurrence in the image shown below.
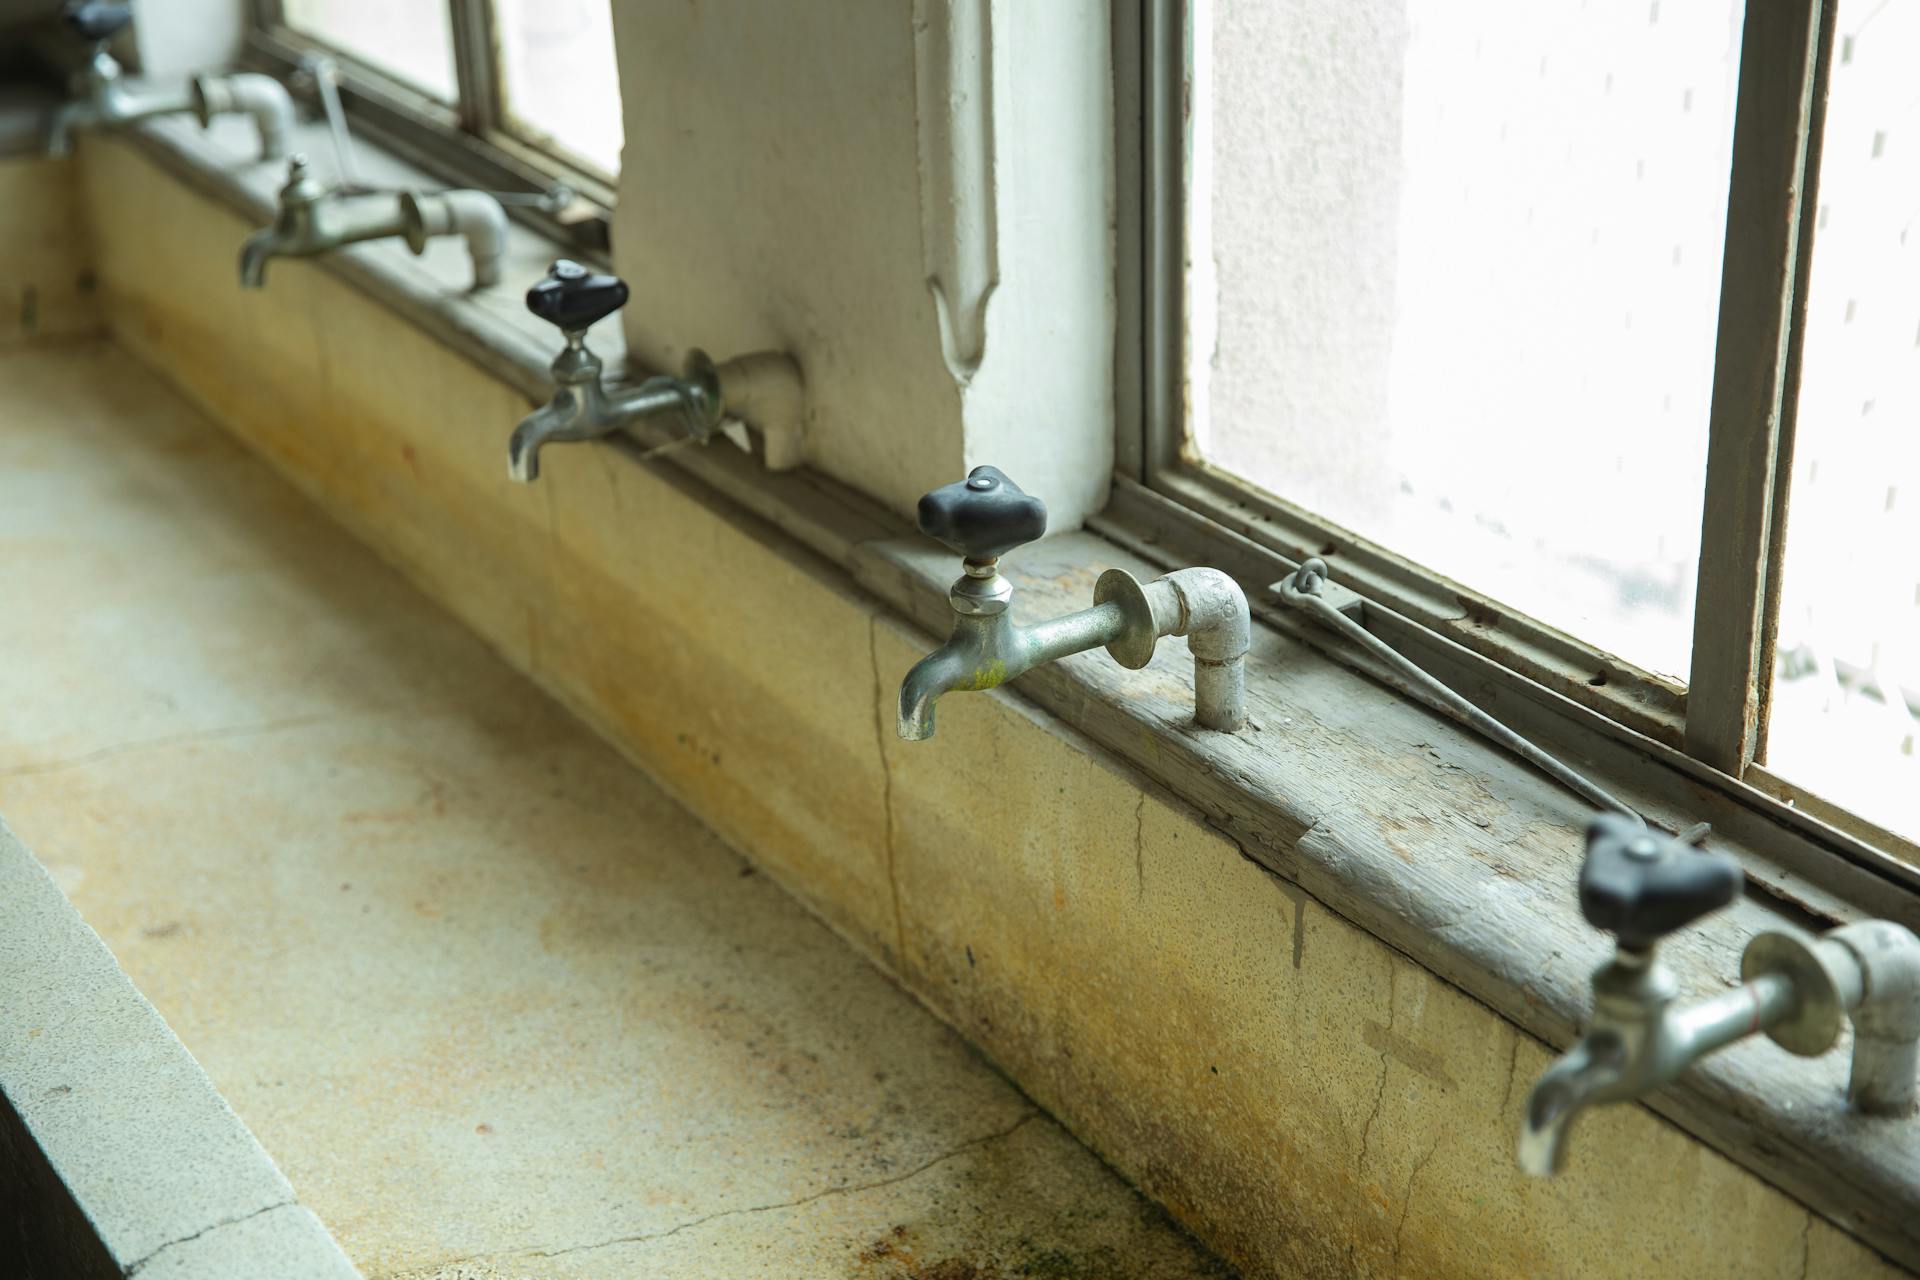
[1191,0,1744,682]
[1767,0,1920,842]
[493,0,624,176]
[283,0,459,102]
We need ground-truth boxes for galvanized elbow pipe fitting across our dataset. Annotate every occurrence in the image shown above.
[1161,567,1250,732]
[401,189,508,291]
[190,72,295,162]
[1759,919,1920,1116]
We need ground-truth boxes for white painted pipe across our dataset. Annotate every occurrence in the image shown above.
[190,72,295,162]
[1832,920,1920,1116]
[715,350,806,472]
[1159,567,1250,732]
[400,190,508,291]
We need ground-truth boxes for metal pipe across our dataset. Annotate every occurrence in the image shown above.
[1526,920,1920,1178]
[45,72,190,155]
[1668,972,1798,1058]
[1281,558,1639,820]
[43,100,85,156]
[303,54,361,189]
[509,366,697,484]
[1830,921,1920,1115]
[1161,567,1250,732]
[1021,603,1130,669]
[401,190,508,290]
[190,72,295,161]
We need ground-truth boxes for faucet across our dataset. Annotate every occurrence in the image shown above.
[45,1,294,161]
[897,467,1250,740]
[1518,812,1920,1176]
[509,260,807,483]
[238,156,507,290]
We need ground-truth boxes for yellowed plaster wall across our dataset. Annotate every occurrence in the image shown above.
[605,0,1117,530]
[0,154,100,346]
[74,134,1906,1280]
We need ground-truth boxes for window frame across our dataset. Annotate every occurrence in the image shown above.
[1116,0,1920,909]
[244,0,614,257]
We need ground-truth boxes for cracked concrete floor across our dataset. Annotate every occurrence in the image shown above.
[0,340,1233,1279]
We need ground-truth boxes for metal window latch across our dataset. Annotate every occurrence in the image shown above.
[1269,562,1365,622]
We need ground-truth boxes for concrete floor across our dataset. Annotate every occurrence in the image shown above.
[0,340,1231,1280]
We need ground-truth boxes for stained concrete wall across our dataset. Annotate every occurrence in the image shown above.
[0,154,99,345]
[71,133,1909,1279]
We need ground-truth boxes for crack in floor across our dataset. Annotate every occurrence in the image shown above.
[407,1110,1045,1272]
[0,713,365,781]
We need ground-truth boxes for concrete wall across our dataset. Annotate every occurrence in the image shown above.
[72,133,1908,1280]
[127,0,245,79]
[0,155,99,345]
[0,0,244,76]
[606,0,1115,530]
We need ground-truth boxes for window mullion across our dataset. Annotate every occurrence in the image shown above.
[1140,0,1185,484]
[1751,2,1838,769]
[1113,0,1145,482]
[446,0,499,139]
[1684,0,1834,776]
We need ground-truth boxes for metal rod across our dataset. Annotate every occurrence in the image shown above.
[302,180,568,209]
[1280,560,1644,822]
[1669,972,1797,1058]
[301,54,361,189]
